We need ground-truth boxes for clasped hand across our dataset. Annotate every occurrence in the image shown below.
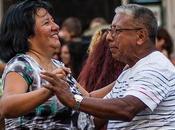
[40,67,75,107]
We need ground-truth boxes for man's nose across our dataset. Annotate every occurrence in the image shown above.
[106,31,113,43]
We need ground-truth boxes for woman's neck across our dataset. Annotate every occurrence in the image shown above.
[26,50,56,72]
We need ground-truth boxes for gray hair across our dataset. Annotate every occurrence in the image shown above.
[115,4,157,43]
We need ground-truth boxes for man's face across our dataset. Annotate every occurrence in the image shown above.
[106,13,142,64]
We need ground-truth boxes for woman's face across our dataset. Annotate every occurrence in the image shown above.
[60,45,71,66]
[28,8,60,56]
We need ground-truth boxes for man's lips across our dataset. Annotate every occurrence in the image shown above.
[110,47,118,50]
[51,33,59,40]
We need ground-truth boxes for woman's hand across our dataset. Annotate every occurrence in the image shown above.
[40,71,75,108]
[51,67,71,80]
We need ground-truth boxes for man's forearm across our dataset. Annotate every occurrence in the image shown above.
[78,95,146,121]
[89,81,115,98]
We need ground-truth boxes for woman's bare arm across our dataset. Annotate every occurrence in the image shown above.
[0,72,52,118]
[76,81,115,98]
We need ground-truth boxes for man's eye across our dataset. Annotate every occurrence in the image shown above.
[43,21,49,25]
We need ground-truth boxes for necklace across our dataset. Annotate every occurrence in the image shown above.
[27,50,56,72]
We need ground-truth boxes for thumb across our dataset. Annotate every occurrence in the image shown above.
[62,67,71,74]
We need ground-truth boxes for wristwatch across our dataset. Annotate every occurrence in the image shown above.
[73,94,83,111]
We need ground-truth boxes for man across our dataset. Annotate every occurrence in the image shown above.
[41,4,175,129]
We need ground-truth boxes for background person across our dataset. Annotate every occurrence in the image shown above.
[59,17,82,44]
[77,28,125,130]
[60,42,84,79]
[78,29,124,92]
[156,26,174,59]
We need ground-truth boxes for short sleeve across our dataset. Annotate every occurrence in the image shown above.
[3,59,33,87]
[124,69,171,111]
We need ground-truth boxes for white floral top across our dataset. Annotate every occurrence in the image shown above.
[2,54,81,130]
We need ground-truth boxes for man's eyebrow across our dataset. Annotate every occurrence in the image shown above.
[110,25,116,28]
[43,17,49,21]
[111,25,121,28]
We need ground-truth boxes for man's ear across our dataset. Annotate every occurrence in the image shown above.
[136,29,147,45]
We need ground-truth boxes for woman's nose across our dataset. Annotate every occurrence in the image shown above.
[52,22,60,31]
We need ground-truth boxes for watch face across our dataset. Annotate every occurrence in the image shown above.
[74,94,83,102]
[73,95,83,111]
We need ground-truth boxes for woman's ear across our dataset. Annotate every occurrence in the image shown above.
[28,38,31,43]
[27,36,33,43]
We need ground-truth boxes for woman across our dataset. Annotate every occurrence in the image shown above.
[60,44,71,67]
[78,29,125,92]
[0,0,81,129]
[156,27,173,59]
[60,43,84,79]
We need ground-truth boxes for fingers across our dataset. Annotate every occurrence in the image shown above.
[40,71,70,87]
[52,68,66,76]
[52,67,71,75]
[43,84,55,91]
[51,67,71,80]
[41,71,57,79]
[62,67,71,74]
[40,72,57,86]
[55,74,67,80]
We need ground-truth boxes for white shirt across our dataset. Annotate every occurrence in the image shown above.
[105,51,175,130]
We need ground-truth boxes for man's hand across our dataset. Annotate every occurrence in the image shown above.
[40,71,76,108]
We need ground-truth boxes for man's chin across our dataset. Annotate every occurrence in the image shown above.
[112,54,119,59]
[112,54,123,62]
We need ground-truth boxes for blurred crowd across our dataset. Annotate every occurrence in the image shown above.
[0,1,175,129]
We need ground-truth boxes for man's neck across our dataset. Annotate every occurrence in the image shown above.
[128,46,156,68]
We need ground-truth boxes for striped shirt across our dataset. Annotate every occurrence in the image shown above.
[105,51,175,130]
